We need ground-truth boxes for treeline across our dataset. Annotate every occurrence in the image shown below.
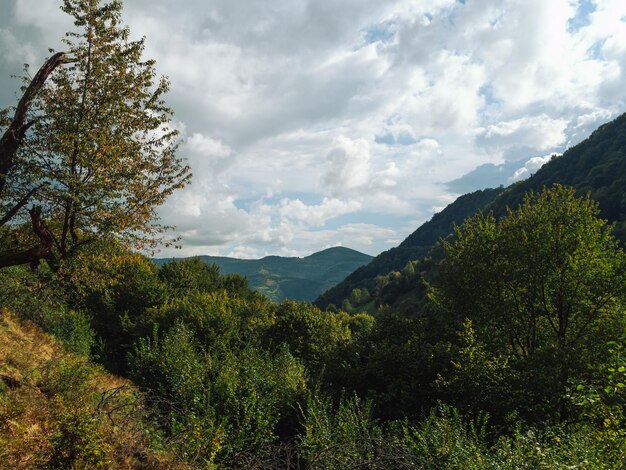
[3,185,626,468]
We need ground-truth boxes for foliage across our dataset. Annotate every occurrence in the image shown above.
[129,328,308,464]
[321,114,626,316]
[491,113,626,240]
[269,300,352,375]
[4,182,626,468]
[1,0,190,267]
[0,265,95,355]
[434,185,626,423]
[298,393,384,468]
[158,257,222,294]
[49,401,111,468]
[325,307,449,421]
[4,66,626,468]
[316,188,505,310]
[0,311,179,468]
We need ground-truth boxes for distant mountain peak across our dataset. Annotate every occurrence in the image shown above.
[154,247,372,303]
[306,246,370,258]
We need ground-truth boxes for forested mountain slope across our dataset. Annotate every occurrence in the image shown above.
[317,112,626,311]
[314,187,505,309]
[490,113,626,239]
[154,246,372,303]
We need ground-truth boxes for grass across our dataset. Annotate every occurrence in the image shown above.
[0,309,184,469]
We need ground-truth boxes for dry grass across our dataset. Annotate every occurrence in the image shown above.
[0,309,185,469]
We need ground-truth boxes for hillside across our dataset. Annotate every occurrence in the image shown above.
[0,310,180,468]
[314,187,505,309]
[317,112,626,312]
[489,113,626,239]
[154,246,372,303]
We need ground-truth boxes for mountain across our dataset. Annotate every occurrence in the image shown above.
[316,112,626,311]
[154,246,373,303]
[488,114,626,239]
[314,187,505,309]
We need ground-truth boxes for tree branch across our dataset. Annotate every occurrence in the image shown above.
[0,52,74,196]
[0,183,47,227]
[0,206,56,270]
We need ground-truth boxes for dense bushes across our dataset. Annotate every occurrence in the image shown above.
[2,185,626,467]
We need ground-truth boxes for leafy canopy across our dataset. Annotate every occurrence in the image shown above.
[435,185,626,418]
[2,0,190,266]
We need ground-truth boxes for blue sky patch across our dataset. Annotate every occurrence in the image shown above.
[479,83,501,108]
[568,0,595,33]
[362,21,396,45]
[375,133,418,146]
[587,38,606,60]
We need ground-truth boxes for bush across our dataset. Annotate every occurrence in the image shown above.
[299,393,385,468]
[0,266,95,356]
[49,400,111,469]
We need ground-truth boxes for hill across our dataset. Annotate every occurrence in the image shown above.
[314,187,505,309]
[0,310,180,468]
[489,113,626,239]
[154,246,373,303]
[316,112,626,312]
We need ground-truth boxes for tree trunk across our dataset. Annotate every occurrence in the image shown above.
[0,52,73,270]
[0,52,72,196]
[0,206,56,270]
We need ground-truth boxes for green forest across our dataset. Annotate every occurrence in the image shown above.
[154,247,373,303]
[2,1,626,469]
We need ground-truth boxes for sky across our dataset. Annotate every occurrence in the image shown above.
[1,0,626,259]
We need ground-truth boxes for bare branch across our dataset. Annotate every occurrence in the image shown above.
[0,183,47,227]
[0,52,75,196]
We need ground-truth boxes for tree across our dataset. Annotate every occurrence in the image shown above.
[0,0,190,269]
[0,53,75,268]
[435,185,626,419]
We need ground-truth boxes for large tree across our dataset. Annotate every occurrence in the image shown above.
[434,185,626,419]
[0,0,190,269]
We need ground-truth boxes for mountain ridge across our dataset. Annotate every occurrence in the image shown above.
[314,187,505,309]
[315,112,626,311]
[154,246,373,303]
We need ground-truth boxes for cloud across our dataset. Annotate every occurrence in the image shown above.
[277,198,362,227]
[0,29,37,65]
[478,115,569,156]
[2,0,626,258]
[323,137,371,195]
[508,154,557,183]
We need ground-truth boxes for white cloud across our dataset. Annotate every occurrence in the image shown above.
[509,154,557,183]
[2,0,626,258]
[479,115,569,154]
[277,198,361,227]
[323,137,371,195]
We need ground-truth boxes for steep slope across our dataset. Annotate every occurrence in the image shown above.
[314,187,505,309]
[490,113,626,239]
[0,310,180,468]
[317,112,626,312]
[154,246,373,303]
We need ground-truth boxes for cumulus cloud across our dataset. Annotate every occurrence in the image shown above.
[2,0,626,257]
[323,137,371,195]
[478,115,569,156]
[509,154,557,183]
[277,198,362,227]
